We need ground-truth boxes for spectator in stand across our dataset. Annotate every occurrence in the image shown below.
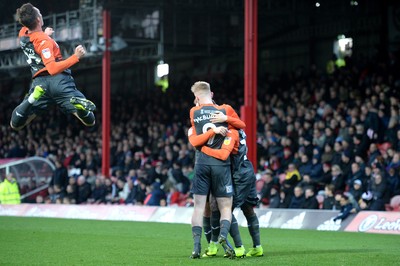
[302,186,319,209]
[330,164,346,194]
[298,153,312,177]
[333,194,354,222]
[76,175,91,204]
[117,178,131,204]
[49,160,68,192]
[339,151,353,184]
[310,154,323,184]
[319,163,332,190]
[331,141,344,166]
[349,179,363,203]
[259,170,280,206]
[321,143,334,164]
[386,166,400,197]
[347,162,365,189]
[268,186,281,208]
[89,177,107,204]
[144,181,166,206]
[284,163,302,193]
[369,172,388,211]
[278,188,292,209]
[65,176,78,204]
[357,191,373,211]
[322,184,337,210]
[288,186,305,209]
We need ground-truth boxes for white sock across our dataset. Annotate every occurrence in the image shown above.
[27,94,35,104]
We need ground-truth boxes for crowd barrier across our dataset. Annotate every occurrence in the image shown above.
[0,204,399,235]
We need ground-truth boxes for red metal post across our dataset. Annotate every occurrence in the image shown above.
[242,0,258,171]
[102,9,111,177]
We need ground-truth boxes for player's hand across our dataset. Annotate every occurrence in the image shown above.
[210,111,227,123]
[74,45,86,59]
[44,27,54,36]
[213,126,228,136]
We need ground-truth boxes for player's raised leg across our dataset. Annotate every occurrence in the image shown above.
[10,85,45,130]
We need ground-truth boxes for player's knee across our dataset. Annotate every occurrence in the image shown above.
[241,203,255,217]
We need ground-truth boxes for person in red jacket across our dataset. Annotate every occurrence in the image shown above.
[10,3,96,131]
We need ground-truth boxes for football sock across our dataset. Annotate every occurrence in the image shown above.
[246,214,261,247]
[219,219,231,239]
[211,211,221,242]
[229,214,243,247]
[192,226,202,245]
[203,216,212,243]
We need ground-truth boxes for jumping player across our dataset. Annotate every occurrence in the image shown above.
[10,3,96,131]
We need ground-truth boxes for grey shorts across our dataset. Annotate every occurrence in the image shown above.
[29,73,87,115]
[192,164,233,198]
[232,165,259,208]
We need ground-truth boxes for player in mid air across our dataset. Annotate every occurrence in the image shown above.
[188,81,245,259]
[10,3,96,131]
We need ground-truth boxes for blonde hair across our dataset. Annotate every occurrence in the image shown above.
[191,81,210,95]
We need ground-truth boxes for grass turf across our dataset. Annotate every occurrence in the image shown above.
[0,216,399,265]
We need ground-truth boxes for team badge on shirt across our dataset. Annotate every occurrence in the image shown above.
[223,136,231,145]
[42,48,51,59]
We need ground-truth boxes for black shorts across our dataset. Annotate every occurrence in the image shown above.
[232,164,259,208]
[192,164,233,197]
[29,73,87,115]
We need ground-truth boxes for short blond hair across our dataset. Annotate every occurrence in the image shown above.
[191,81,210,95]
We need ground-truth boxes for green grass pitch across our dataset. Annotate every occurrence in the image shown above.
[0,216,399,265]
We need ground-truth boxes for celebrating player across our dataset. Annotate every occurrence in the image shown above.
[188,81,245,259]
[10,3,96,131]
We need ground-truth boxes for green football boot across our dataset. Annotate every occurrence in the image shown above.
[234,246,246,258]
[246,246,264,257]
[70,97,96,111]
[202,242,218,257]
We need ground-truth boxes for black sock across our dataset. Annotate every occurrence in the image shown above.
[219,219,231,240]
[246,214,261,247]
[230,214,242,247]
[203,216,211,243]
[211,211,220,242]
[11,100,32,128]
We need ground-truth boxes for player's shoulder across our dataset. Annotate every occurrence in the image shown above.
[19,27,29,37]
[219,103,233,109]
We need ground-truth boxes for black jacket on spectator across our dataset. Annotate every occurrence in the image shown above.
[77,182,92,204]
[322,195,337,210]
[50,165,68,190]
[289,195,305,209]
[302,195,319,209]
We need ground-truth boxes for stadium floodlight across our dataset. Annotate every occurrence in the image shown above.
[156,61,169,78]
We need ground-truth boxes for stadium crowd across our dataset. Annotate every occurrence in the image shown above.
[1,52,400,212]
